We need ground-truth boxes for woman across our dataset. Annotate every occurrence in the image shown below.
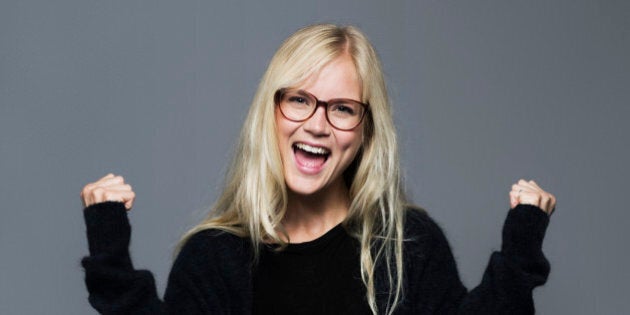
[80,24,556,314]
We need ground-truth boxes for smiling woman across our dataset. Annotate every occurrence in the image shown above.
[275,54,364,199]
[80,24,556,315]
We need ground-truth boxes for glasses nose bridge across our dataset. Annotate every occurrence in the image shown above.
[311,98,334,125]
[313,98,328,109]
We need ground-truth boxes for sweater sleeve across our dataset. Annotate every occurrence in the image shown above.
[81,201,236,314]
[81,201,163,314]
[405,204,550,314]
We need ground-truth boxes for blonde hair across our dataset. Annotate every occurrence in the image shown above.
[179,24,406,315]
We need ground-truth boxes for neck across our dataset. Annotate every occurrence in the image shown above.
[282,179,350,243]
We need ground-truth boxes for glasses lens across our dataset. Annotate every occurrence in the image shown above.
[328,100,364,130]
[280,90,314,121]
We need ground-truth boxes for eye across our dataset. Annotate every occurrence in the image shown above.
[288,96,309,104]
[337,105,354,114]
[283,91,313,107]
[330,102,357,115]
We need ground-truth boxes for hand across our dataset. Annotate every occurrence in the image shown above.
[80,173,136,210]
[509,179,556,215]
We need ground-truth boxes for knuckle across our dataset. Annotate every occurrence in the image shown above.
[103,191,117,201]
[92,187,105,200]
[82,183,93,193]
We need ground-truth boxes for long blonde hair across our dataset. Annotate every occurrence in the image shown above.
[179,24,406,315]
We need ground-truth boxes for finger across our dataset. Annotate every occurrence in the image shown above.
[94,187,124,203]
[87,187,133,205]
[125,199,134,210]
[121,190,136,210]
[511,183,536,193]
[102,183,133,192]
[517,179,540,192]
[107,189,135,202]
[82,180,123,199]
[81,183,98,206]
[509,191,520,209]
[119,189,136,203]
[542,196,553,214]
[547,193,557,214]
[97,176,125,187]
[517,191,543,209]
[81,194,88,207]
[528,180,543,190]
[98,173,116,181]
[539,194,552,214]
[83,187,107,206]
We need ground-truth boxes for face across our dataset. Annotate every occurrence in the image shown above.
[275,55,364,197]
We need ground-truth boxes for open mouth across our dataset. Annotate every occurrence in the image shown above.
[292,143,330,171]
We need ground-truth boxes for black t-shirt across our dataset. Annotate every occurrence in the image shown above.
[253,224,372,315]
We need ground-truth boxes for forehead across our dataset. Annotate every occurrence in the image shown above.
[297,55,361,101]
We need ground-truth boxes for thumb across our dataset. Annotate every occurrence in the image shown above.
[509,191,519,209]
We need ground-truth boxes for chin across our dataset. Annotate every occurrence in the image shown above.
[284,175,329,196]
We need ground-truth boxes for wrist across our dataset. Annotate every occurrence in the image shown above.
[83,201,131,256]
[501,204,550,260]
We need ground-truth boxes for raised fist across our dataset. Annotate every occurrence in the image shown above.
[509,179,556,215]
[80,173,136,210]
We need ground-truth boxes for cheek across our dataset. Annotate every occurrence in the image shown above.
[337,130,364,159]
[275,110,301,165]
[275,110,292,143]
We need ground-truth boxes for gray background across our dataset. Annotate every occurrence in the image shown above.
[1,0,628,314]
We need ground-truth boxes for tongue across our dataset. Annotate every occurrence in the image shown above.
[295,149,327,168]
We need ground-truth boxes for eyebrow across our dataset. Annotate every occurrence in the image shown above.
[297,89,363,103]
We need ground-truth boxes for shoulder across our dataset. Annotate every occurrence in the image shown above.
[403,206,445,239]
[175,229,252,273]
[165,229,253,309]
[402,206,452,256]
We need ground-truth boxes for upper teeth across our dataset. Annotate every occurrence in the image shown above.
[295,143,330,155]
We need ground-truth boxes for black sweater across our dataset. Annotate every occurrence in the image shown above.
[81,203,550,314]
[254,222,372,314]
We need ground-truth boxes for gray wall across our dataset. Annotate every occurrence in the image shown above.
[1,1,628,314]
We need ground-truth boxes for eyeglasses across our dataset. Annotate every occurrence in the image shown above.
[274,88,369,131]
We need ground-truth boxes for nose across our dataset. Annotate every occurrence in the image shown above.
[302,105,331,136]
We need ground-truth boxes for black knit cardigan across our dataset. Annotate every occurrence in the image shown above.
[81,202,550,314]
